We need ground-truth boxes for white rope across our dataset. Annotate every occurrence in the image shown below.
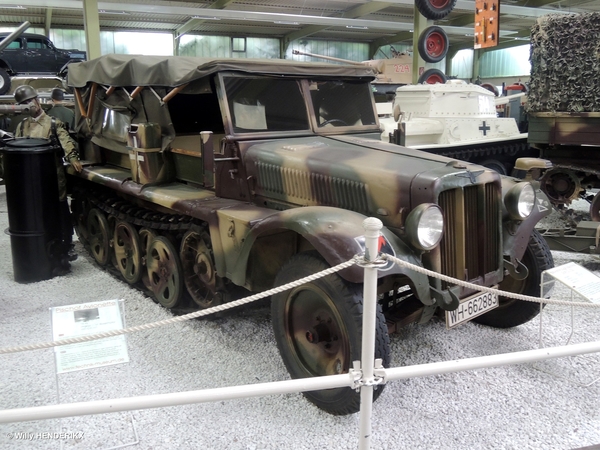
[383,253,600,308]
[3,249,597,356]
[0,258,358,355]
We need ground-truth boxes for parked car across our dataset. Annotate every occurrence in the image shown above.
[0,32,86,94]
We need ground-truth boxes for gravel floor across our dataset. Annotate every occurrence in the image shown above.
[1,184,600,450]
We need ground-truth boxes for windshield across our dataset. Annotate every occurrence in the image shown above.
[222,75,378,134]
[223,76,310,133]
[309,80,377,128]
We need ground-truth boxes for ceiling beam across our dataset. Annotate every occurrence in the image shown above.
[174,0,236,39]
[209,0,236,9]
[282,1,394,51]
[12,0,517,36]
[381,0,578,17]
[506,0,585,8]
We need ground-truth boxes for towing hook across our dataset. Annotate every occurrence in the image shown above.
[504,258,529,280]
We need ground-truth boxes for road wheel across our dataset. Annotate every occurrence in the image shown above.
[180,230,221,309]
[418,68,447,84]
[146,236,184,309]
[0,68,10,95]
[415,0,457,20]
[418,26,449,63]
[87,208,111,266]
[472,229,554,328]
[271,252,390,415]
[139,228,157,260]
[114,221,143,284]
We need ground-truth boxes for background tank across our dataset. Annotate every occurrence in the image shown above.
[381,79,536,175]
[292,48,414,103]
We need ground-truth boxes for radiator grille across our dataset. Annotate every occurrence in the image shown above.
[438,183,500,288]
[256,162,369,212]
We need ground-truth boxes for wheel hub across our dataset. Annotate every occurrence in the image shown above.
[541,168,582,205]
[306,321,335,344]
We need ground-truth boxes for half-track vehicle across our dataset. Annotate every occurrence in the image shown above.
[66,54,553,415]
[381,80,537,175]
[525,12,600,221]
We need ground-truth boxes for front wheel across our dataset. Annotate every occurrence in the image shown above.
[271,252,390,415]
[472,229,554,328]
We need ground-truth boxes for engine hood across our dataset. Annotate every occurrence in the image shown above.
[242,135,498,230]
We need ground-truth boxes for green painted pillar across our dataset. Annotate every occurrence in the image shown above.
[82,0,101,59]
[412,7,431,84]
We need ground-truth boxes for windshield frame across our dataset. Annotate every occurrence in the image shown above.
[217,72,381,138]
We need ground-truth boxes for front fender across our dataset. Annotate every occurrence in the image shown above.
[503,182,552,262]
[224,206,432,302]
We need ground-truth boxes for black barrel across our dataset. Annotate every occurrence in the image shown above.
[1,138,63,282]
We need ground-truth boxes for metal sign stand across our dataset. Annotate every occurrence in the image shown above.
[536,262,600,386]
[51,299,139,449]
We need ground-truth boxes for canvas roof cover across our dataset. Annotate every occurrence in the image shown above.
[67,54,377,89]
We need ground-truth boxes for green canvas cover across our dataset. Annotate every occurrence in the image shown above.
[67,54,377,90]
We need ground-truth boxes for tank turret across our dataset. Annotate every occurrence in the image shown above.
[381,79,535,174]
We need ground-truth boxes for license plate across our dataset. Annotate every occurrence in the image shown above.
[445,290,498,328]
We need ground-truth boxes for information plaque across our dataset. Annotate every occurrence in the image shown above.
[51,299,129,374]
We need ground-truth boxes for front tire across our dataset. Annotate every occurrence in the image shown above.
[472,229,554,328]
[271,252,390,415]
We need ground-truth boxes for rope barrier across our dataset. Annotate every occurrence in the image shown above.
[2,249,598,356]
[0,258,358,355]
[383,253,600,308]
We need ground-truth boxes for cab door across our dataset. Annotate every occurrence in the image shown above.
[23,36,60,73]
[0,37,26,72]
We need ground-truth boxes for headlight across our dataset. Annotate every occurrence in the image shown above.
[405,204,444,251]
[504,182,536,220]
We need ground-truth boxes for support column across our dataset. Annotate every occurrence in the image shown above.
[472,48,482,82]
[82,0,102,60]
[412,7,430,84]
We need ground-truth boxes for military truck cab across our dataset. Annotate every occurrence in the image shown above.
[67,55,553,415]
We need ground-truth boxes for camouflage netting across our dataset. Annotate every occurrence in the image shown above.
[527,12,600,113]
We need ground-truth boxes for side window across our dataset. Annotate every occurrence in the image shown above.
[26,38,50,50]
[1,38,22,49]
[223,77,309,133]
[310,80,377,127]
[167,91,224,135]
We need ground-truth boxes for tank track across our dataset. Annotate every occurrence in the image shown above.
[86,189,199,233]
[71,183,209,314]
[434,140,535,173]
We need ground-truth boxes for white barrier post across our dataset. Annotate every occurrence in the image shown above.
[358,218,383,450]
